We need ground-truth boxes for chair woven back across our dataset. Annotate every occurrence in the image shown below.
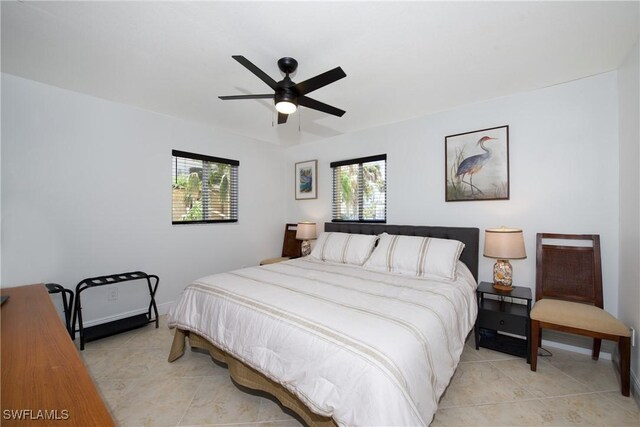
[535,233,603,308]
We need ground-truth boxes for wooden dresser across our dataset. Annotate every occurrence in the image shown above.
[1,284,114,426]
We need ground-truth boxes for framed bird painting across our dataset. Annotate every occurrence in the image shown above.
[445,125,509,201]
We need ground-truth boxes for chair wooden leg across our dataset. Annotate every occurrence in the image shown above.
[592,338,602,360]
[619,336,630,396]
[530,320,539,371]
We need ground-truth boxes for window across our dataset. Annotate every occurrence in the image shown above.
[172,150,239,224]
[331,154,386,223]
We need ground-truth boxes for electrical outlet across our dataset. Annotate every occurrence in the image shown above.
[107,288,118,302]
[631,327,636,347]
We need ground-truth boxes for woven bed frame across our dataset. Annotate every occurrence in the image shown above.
[168,223,479,426]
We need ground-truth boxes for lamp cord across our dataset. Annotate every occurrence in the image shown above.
[538,347,553,357]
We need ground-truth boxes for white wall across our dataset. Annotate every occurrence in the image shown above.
[285,72,620,318]
[618,41,640,398]
[1,73,285,322]
[0,68,627,357]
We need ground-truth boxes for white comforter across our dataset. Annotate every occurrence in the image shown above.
[168,257,477,426]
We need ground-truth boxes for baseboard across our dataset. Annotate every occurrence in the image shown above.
[541,330,614,360]
[631,369,640,408]
[81,301,173,328]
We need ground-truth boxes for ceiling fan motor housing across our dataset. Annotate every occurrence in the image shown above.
[275,89,298,108]
[275,72,298,112]
[277,57,298,75]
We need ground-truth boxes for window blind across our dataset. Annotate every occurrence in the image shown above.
[331,154,386,223]
[172,150,239,224]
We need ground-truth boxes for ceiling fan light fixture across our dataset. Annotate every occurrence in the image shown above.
[275,100,297,114]
[275,91,298,115]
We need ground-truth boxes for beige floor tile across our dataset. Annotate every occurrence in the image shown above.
[434,396,640,427]
[86,346,169,380]
[80,315,637,427]
[113,376,203,427]
[475,400,552,426]
[180,368,292,425]
[154,347,223,379]
[464,331,474,344]
[431,405,491,426]
[459,343,485,362]
[94,377,139,412]
[80,347,111,378]
[599,390,640,413]
[87,345,216,382]
[439,361,535,408]
[491,358,590,398]
[542,347,620,392]
[538,393,640,426]
[157,314,170,329]
[129,323,175,349]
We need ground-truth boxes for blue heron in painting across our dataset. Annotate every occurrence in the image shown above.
[455,136,496,196]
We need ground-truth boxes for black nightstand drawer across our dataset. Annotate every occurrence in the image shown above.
[479,309,527,336]
[474,282,532,362]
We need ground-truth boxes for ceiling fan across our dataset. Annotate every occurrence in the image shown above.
[219,56,346,124]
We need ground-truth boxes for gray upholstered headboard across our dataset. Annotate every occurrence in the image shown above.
[324,222,480,282]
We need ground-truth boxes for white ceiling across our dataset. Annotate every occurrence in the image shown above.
[2,1,638,146]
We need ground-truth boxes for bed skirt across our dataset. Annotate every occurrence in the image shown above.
[168,328,336,427]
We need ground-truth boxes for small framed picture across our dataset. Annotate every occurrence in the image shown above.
[445,125,509,202]
[295,160,317,200]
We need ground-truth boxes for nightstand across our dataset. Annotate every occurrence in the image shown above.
[259,224,302,266]
[474,281,532,363]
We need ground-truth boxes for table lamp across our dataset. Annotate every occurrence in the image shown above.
[483,227,527,291]
[296,222,317,256]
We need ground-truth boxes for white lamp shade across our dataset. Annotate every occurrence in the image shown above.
[484,227,527,259]
[296,222,317,240]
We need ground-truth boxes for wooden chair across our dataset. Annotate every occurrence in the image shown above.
[260,223,302,265]
[529,233,631,396]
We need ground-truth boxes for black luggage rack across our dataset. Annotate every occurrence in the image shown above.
[71,271,159,350]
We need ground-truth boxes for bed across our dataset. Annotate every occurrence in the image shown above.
[168,223,479,426]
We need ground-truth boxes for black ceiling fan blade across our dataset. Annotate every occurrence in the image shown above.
[277,112,288,124]
[294,67,346,95]
[219,94,274,100]
[298,96,346,117]
[232,55,278,91]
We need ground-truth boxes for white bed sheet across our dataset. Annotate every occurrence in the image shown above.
[168,257,478,426]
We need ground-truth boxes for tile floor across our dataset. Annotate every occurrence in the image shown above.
[79,316,640,426]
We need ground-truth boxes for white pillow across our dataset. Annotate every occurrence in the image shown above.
[310,232,379,266]
[363,233,465,280]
